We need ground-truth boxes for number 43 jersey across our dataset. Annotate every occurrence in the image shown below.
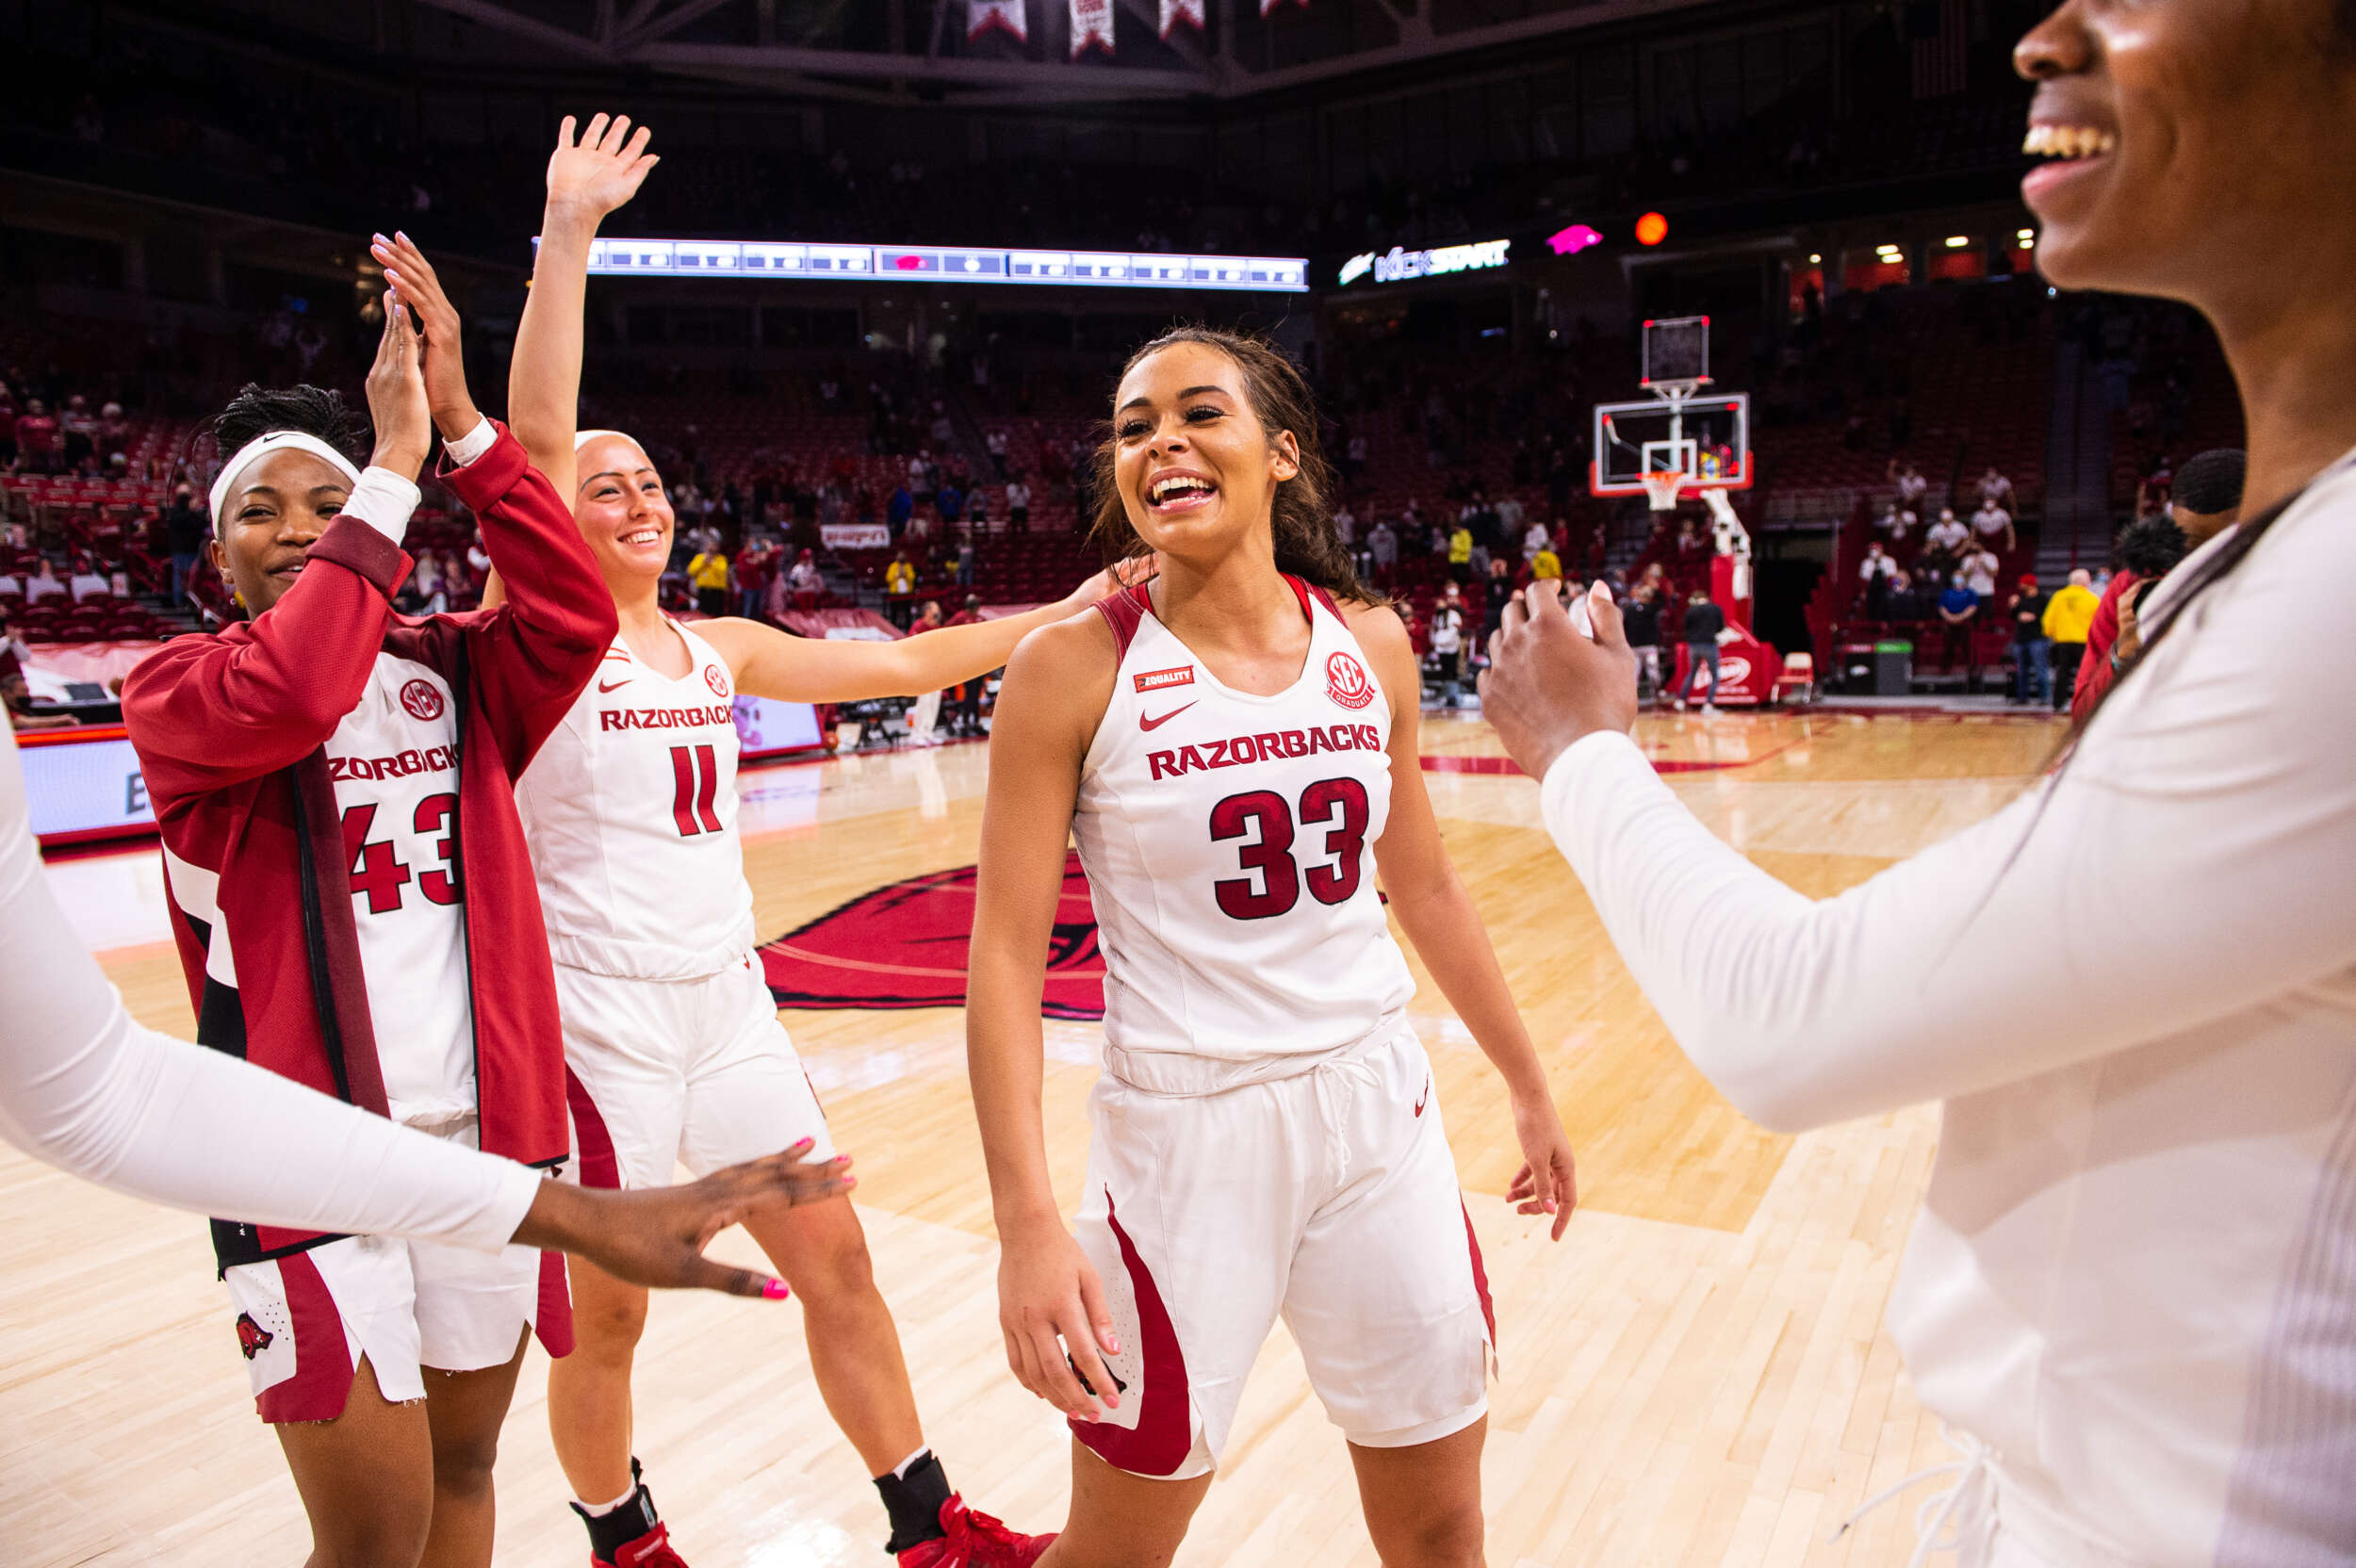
[1074,578,1415,1083]
[514,621,757,982]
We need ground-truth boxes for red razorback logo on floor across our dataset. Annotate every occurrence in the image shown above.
[759,853,1104,1018]
[1325,651,1374,710]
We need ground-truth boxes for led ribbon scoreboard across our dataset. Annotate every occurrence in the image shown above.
[570,237,1309,292]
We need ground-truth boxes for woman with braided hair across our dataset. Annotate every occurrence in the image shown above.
[1481,3,2356,1563]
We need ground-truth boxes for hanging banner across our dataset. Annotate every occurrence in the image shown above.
[969,0,1028,42]
[1071,0,1114,56]
[1159,0,1205,36]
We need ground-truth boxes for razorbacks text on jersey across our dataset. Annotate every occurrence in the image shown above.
[515,622,756,980]
[1073,576,1415,1080]
[323,655,474,1125]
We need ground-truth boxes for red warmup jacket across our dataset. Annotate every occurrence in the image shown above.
[123,424,614,1341]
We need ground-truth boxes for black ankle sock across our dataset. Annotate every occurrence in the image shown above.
[572,1458,663,1564]
[875,1449,952,1553]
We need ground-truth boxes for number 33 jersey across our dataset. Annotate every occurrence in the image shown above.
[514,621,757,981]
[1074,577,1415,1080]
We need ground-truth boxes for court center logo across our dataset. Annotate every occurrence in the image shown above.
[399,679,445,722]
[1325,651,1374,710]
[704,664,731,697]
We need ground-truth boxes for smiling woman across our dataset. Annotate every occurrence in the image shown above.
[1475,2,2356,1564]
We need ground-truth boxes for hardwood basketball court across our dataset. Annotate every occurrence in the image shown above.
[2,707,2064,1566]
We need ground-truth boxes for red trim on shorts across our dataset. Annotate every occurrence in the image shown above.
[565,1068,622,1191]
[255,1250,355,1425]
[1461,1201,1497,1348]
[1070,1197,1193,1478]
[536,1250,575,1359]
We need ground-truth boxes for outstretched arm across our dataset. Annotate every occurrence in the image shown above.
[506,113,660,498]
[965,617,1123,1421]
[699,561,1148,703]
[1351,605,1575,1238]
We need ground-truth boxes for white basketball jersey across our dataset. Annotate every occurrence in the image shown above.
[1073,578,1415,1079]
[515,621,755,980]
[326,655,474,1126]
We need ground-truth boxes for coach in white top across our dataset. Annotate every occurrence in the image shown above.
[1481,7,2356,1564]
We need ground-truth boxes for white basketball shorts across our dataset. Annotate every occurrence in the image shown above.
[557,955,835,1192]
[224,1124,543,1424]
[1068,1021,1495,1479]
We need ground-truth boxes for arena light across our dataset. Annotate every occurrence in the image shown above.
[1808,253,1823,264]
[1337,238,1511,287]
[1634,211,1670,247]
[566,236,1309,293]
[2018,228,2036,239]
[1944,236,1971,248]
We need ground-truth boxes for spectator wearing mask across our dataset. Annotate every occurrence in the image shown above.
[1922,508,1971,573]
[1005,478,1030,532]
[165,486,206,607]
[1960,545,2001,600]
[686,542,730,618]
[1972,498,2018,554]
[1976,465,2015,511]
[734,535,773,620]
[2041,567,2103,713]
[1621,582,1663,698]
[2008,574,2053,706]
[1524,518,1550,562]
[1368,517,1399,574]
[1938,573,1980,684]
[1874,502,1917,544]
[2074,448,2244,722]
[1885,569,1925,621]
[1428,583,1467,709]
[883,548,916,629]
[1448,521,1474,584]
[1890,459,1930,514]
[903,599,947,743]
[1859,541,1897,615]
[1671,589,1726,712]
[1332,501,1356,549]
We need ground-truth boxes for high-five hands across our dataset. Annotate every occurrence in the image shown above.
[362,284,434,481]
[1478,579,1639,781]
[547,113,661,220]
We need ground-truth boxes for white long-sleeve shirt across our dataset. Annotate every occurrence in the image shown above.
[1542,451,2356,1566]
[0,726,540,1251]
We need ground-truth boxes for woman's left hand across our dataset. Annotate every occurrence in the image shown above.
[1479,579,1637,781]
[1505,1090,1578,1241]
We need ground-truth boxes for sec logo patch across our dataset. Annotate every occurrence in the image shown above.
[704,664,730,697]
[400,679,445,722]
[1325,652,1374,710]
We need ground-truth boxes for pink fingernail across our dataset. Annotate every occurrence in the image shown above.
[1109,1336,1122,1355]
[762,1278,792,1300]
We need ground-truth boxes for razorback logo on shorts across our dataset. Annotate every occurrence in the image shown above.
[760,853,1104,1018]
[235,1312,273,1361]
[400,678,446,722]
[1325,652,1374,710]
[1134,666,1195,694]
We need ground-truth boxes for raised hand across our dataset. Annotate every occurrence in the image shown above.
[546,112,660,221]
[363,290,434,482]
[368,233,480,442]
[1478,579,1637,780]
[514,1137,855,1298]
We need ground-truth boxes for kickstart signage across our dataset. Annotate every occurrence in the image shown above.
[567,237,1308,294]
[1336,238,1511,288]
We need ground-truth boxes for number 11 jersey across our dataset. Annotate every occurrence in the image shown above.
[1073,577,1415,1084]
[514,621,755,981]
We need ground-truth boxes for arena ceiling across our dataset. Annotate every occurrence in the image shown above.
[391,0,1726,106]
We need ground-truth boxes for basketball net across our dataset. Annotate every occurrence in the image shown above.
[1641,470,1687,512]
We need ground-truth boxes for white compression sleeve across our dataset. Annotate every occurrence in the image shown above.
[0,732,540,1250]
[1539,467,2356,1133]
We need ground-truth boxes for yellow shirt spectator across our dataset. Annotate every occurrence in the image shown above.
[2044,582,2101,643]
[1531,548,1562,580]
[1448,527,1473,564]
[688,552,730,592]
[885,559,916,596]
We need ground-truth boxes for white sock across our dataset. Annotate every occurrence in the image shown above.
[578,1482,641,1517]
[891,1446,933,1480]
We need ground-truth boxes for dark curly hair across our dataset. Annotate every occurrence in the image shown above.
[1087,327,1378,605]
[2113,513,2189,580]
[191,384,366,543]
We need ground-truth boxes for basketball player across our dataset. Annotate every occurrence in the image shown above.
[119,274,607,1565]
[966,328,1579,1568]
[1480,3,2356,1561]
[430,113,1107,1567]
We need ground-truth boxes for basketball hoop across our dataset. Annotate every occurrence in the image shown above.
[1641,470,1687,512]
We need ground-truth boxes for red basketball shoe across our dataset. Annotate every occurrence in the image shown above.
[597,1519,688,1568]
[894,1496,1056,1567]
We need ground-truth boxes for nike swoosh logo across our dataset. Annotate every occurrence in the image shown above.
[1139,702,1195,732]
[1414,1077,1430,1118]
[597,678,631,694]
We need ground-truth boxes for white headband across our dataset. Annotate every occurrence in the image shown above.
[208,432,364,537]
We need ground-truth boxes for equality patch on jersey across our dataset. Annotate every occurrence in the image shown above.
[1134,666,1195,694]
[1325,651,1375,710]
[758,852,1104,1018]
